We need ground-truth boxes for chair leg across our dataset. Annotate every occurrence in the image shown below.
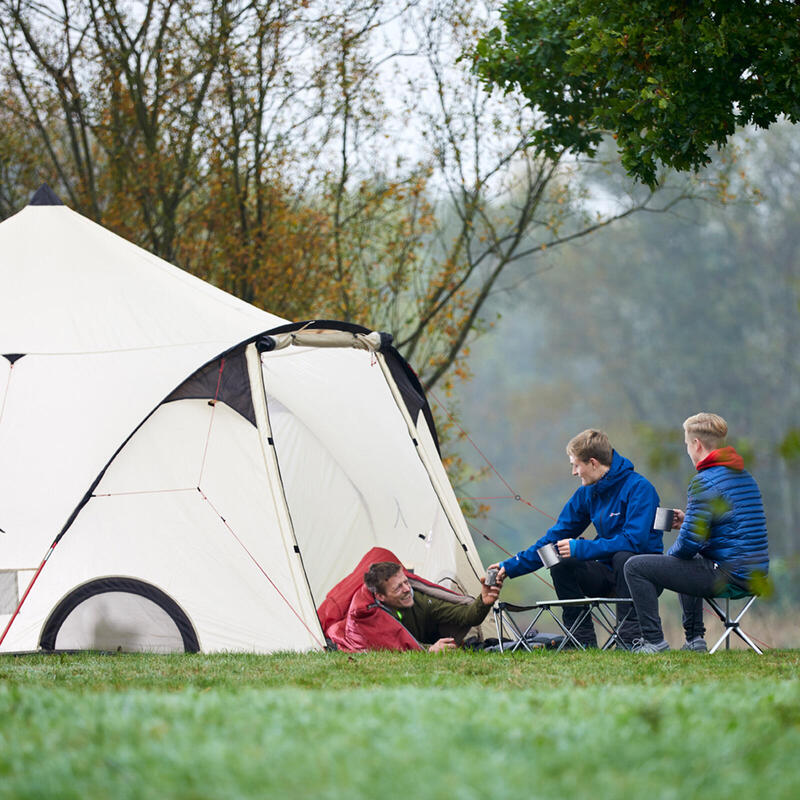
[705,596,762,655]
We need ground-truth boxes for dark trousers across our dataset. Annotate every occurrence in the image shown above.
[549,551,638,647]
[623,554,729,643]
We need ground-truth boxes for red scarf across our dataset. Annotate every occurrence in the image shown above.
[696,446,744,472]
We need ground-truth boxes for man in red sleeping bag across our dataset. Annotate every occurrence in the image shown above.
[319,548,502,651]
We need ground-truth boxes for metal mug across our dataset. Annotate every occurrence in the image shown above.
[653,507,675,531]
[537,542,562,569]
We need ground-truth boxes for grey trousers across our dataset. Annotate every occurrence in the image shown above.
[623,553,731,643]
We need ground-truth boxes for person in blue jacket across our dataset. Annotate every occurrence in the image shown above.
[624,412,769,653]
[491,429,662,647]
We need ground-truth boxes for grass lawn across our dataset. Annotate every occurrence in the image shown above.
[1,649,799,799]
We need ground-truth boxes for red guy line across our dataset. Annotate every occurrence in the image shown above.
[0,543,56,647]
[198,488,325,649]
[467,520,554,591]
[430,389,556,522]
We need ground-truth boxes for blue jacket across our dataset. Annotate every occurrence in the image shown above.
[501,451,662,578]
[668,447,768,586]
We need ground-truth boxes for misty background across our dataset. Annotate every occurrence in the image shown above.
[450,123,800,621]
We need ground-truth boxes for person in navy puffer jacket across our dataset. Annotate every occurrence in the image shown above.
[491,429,662,648]
[624,412,769,653]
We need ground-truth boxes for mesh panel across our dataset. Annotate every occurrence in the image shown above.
[0,571,18,614]
[53,592,186,653]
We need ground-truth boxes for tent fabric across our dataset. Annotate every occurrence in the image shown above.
[0,195,283,575]
[0,186,488,654]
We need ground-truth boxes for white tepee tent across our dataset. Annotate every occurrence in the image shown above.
[0,186,487,653]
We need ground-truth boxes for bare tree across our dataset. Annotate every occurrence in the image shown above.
[0,0,704,393]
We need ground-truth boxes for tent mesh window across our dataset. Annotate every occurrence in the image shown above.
[0,571,18,614]
[39,578,199,653]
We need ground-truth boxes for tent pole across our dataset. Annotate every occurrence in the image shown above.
[373,353,485,584]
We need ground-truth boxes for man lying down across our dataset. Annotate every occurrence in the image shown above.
[321,557,503,652]
[365,561,503,651]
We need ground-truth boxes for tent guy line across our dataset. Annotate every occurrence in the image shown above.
[466,520,556,592]
[0,542,56,647]
[428,387,558,523]
[197,488,327,650]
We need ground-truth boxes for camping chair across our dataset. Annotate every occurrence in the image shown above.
[704,585,763,654]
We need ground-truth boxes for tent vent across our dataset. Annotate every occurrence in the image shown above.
[293,545,300,554]
[413,438,418,446]
[29,184,64,206]
[165,348,256,425]
[0,571,19,614]
[268,437,274,445]
[461,544,468,553]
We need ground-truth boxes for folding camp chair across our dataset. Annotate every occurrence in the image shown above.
[493,597,635,652]
[704,586,763,654]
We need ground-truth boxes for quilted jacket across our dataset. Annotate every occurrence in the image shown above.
[668,447,769,586]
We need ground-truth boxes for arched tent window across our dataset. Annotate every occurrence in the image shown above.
[39,578,199,653]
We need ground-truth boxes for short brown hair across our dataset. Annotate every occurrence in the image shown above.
[364,561,402,594]
[683,412,728,450]
[566,429,613,465]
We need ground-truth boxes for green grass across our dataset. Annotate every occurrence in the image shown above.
[1,650,799,799]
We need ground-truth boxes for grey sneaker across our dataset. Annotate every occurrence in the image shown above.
[631,638,670,653]
[681,637,708,652]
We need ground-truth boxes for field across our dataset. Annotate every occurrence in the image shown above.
[1,649,799,800]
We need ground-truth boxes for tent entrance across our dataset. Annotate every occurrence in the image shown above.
[39,578,199,653]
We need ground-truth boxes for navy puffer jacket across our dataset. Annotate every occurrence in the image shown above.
[668,447,768,586]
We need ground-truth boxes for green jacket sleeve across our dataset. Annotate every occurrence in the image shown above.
[422,593,491,638]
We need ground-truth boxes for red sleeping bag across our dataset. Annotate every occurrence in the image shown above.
[317,547,467,652]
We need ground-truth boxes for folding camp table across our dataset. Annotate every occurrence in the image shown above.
[493,597,635,652]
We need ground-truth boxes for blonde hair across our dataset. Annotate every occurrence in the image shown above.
[566,429,613,466]
[683,412,728,450]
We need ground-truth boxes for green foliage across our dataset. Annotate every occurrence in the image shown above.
[1,652,799,799]
[779,428,800,462]
[750,569,775,600]
[633,422,683,474]
[733,437,756,469]
[472,1,800,186]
